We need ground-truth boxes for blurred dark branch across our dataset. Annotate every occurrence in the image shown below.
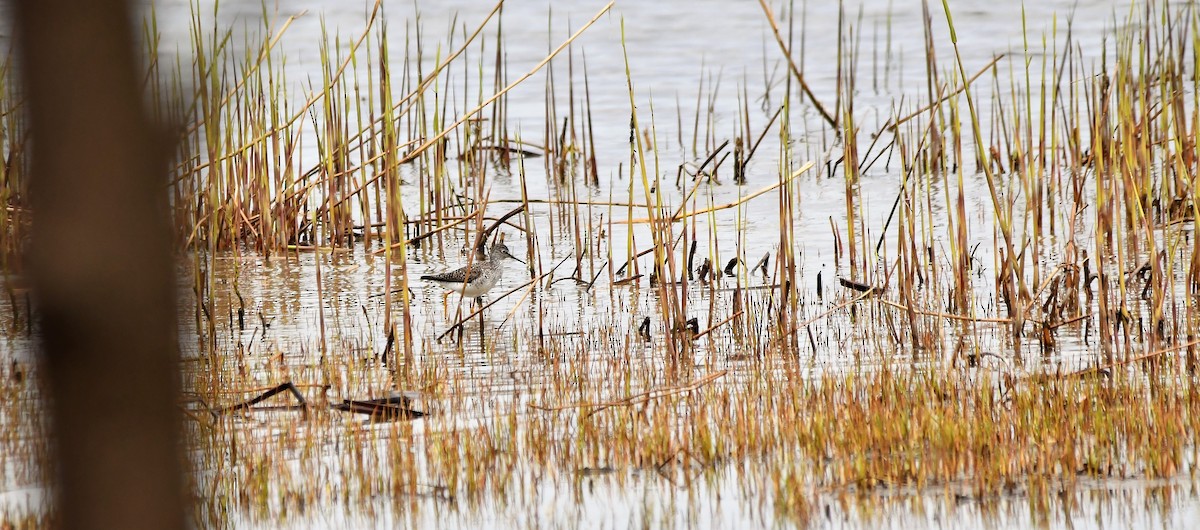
[11,0,186,528]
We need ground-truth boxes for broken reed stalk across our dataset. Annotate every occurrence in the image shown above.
[213,381,309,416]
[757,0,837,128]
[622,162,814,225]
[1063,338,1200,379]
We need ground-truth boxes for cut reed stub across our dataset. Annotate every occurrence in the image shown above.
[467,142,544,159]
[637,316,651,341]
[687,240,698,280]
[733,137,746,184]
[333,394,425,421]
[695,258,711,283]
[214,381,309,418]
[838,277,880,294]
[724,257,740,276]
[672,317,700,338]
[753,253,769,277]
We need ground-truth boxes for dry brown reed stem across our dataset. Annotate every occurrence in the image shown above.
[372,207,482,253]
[341,0,615,201]
[694,310,743,340]
[212,381,308,416]
[1049,312,1092,330]
[177,407,210,426]
[0,97,26,119]
[875,298,1012,324]
[200,382,328,395]
[757,0,837,128]
[743,105,783,165]
[528,370,728,415]
[1020,263,1066,319]
[477,205,526,251]
[1063,338,1200,379]
[434,278,534,341]
[875,54,1004,135]
[623,161,814,224]
[372,206,529,255]
[497,256,576,328]
[284,245,353,253]
[612,274,643,286]
[314,207,327,356]
[672,133,759,216]
[792,289,877,330]
[491,198,652,208]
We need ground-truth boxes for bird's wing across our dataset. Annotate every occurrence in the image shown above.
[423,263,485,283]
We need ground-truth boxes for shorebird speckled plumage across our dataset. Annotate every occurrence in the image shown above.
[421,239,523,303]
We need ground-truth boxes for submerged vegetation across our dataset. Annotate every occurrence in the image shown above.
[3,0,1200,527]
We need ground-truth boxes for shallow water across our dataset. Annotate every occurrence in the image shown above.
[4,0,1198,528]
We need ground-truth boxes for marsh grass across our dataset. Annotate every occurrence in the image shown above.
[3,0,1200,528]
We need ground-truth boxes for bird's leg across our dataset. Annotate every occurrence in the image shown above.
[472,296,482,333]
[475,297,486,347]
